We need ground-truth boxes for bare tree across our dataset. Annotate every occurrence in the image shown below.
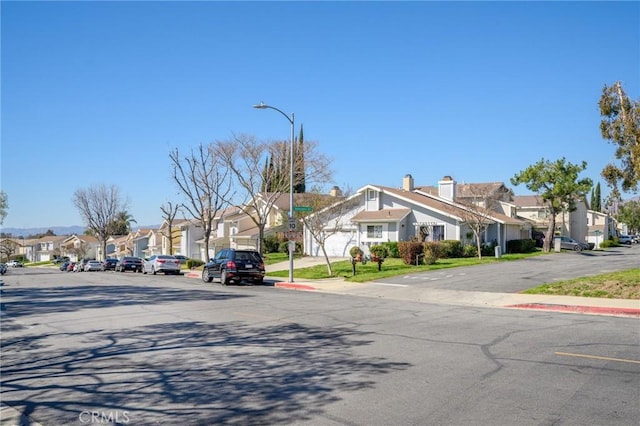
[170,144,233,260]
[0,238,18,262]
[0,190,8,225]
[73,184,125,261]
[69,241,89,261]
[452,186,501,259]
[160,202,181,255]
[215,133,332,254]
[298,187,357,275]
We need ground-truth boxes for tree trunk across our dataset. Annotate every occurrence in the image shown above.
[543,215,557,253]
[320,245,333,276]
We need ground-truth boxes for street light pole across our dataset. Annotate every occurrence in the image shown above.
[253,102,295,283]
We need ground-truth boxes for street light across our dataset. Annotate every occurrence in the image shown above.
[253,102,295,283]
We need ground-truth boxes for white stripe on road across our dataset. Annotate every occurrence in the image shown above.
[371,282,409,287]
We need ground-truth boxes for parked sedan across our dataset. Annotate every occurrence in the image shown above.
[173,255,189,264]
[555,236,590,252]
[102,258,118,271]
[202,249,265,285]
[115,257,143,273]
[84,260,103,272]
[143,255,181,275]
[7,260,24,267]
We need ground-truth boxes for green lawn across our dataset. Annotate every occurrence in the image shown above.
[268,252,639,299]
[522,269,640,299]
[267,252,545,283]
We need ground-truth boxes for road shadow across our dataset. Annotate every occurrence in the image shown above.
[0,284,249,322]
[2,320,411,425]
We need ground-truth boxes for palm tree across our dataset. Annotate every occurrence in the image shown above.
[109,210,137,235]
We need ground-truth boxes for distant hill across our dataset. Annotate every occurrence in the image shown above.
[0,224,160,238]
[0,226,86,238]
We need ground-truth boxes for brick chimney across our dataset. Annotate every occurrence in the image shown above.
[438,175,456,201]
[402,174,414,191]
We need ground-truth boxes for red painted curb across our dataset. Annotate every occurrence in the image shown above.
[274,282,317,291]
[506,303,640,317]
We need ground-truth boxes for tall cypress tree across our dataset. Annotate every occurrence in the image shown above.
[594,182,602,212]
[261,157,269,193]
[294,125,306,193]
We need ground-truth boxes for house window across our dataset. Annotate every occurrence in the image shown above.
[367,190,377,201]
[367,225,382,238]
[418,224,445,242]
[432,225,444,241]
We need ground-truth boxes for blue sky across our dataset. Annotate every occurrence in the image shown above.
[1,1,639,229]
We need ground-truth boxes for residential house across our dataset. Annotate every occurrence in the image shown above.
[131,228,155,259]
[33,235,68,262]
[60,234,100,261]
[159,218,188,256]
[141,228,164,258]
[512,195,589,243]
[586,210,617,246]
[107,235,131,259]
[303,175,530,257]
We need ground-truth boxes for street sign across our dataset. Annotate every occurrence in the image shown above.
[294,206,313,212]
[286,231,301,241]
[288,217,296,231]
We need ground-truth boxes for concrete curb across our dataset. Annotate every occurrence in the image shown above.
[274,282,317,291]
[505,303,640,318]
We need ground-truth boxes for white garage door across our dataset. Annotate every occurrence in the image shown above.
[306,231,356,257]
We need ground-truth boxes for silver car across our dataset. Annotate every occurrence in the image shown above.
[555,236,590,252]
[143,255,181,275]
[83,260,103,272]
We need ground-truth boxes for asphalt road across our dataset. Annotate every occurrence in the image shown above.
[1,254,639,426]
[372,244,640,293]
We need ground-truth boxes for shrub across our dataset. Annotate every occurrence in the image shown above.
[186,259,205,269]
[506,239,537,253]
[462,244,478,258]
[349,246,363,259]
[398,241,424,265]
[279,241,302,254]
[600,239,616,248]
[440,240,463,258]
[481,241,498,257]
[262,235,281,253]
[382,241,399,258]
[423,242,444,260]
[369,244,388,259]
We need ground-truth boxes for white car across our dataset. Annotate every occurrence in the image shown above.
[7,260,23,267]
[143,255,181,275]
[84,260,103,272]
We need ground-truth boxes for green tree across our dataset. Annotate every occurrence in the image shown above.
[590,182,602,212]
[0,191,8,225]
[108,210,137,235]
[294,125,306,193]
[617,200,640,234]
[511,158,593,252]
[599,81,640,194]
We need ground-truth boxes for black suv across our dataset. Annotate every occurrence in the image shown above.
[116,256,143,273]
[102,258,118,271]
[202,249,265,285]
